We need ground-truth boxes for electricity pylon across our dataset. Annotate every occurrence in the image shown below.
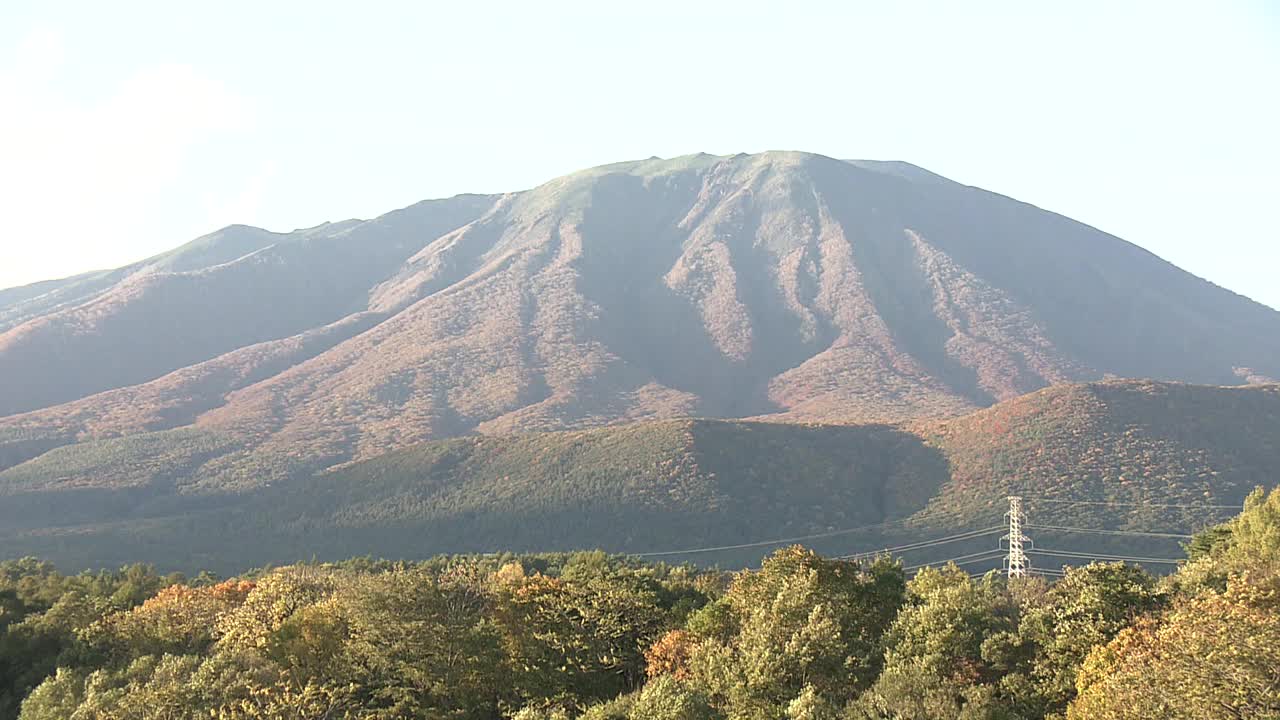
[1004,496,1030,579]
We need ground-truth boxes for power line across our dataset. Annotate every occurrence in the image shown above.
[841,526,1005,559]
[922,554,1004,570]
[844,526,1005,558]
[631,491,1217,560]
[631,503,992,557]
[1025,523,1195,539]
[1024,497,1242,510]
[904,549,1006,571]
[631,518,903,557]
[631,512,973,558]
[1028,548,1182,564]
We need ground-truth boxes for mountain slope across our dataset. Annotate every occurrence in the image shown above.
[0,196,497,416]
[913,379,1280,524]
[0,380,1275,572]
[0,149,1274,561]
[274,380,1280,564]
[5,151,1277,493]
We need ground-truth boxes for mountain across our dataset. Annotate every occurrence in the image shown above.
[2,151,1278,492]
[0,379,1275,572]
[2,151,1278,570]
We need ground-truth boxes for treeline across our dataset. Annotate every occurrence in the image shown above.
[2,489,1279,719]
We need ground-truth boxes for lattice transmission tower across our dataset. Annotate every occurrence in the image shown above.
[1004,496,1031,578]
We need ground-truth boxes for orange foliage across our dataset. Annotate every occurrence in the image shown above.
[645,629,696,680]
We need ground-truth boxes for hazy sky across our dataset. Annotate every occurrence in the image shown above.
[2,1,1277,309]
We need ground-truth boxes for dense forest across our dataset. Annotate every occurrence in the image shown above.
[3,381,1276,574]
[1,487,1277,719]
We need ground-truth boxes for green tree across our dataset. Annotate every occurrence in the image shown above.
[853,567,1019,720]
[1067,487,1280,719]
[1068,577,1280,719]
[336,568,507,718]
[81,580,255,663]
[1174,487,1280,595]
[685,546,905,718]
[1003,562,1164,718]
[785,685,839,720]
[497,567,668,709]
[214,569,335,653]
[630,675,721,720]
[0,593,101,719]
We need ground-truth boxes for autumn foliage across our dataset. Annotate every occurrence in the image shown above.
[2,487,1280,719]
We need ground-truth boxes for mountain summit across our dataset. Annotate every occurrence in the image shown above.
[2,152,1278,489]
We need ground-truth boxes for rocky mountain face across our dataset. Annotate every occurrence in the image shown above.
[2,151,1278,492]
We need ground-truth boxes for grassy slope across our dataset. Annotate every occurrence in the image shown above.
[0,380,1275,573]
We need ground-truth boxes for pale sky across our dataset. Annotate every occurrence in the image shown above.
[2,1,1277,309]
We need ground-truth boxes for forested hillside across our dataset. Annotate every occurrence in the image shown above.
[0,380,1274,572]
[3,486,1278,719]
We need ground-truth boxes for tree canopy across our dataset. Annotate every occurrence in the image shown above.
[2,487,1279,719]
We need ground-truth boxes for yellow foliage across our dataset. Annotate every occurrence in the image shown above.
[1069,577,1280,719]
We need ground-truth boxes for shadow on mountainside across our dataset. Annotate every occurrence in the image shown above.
[574,172,837,418]
[0,421,954,574]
